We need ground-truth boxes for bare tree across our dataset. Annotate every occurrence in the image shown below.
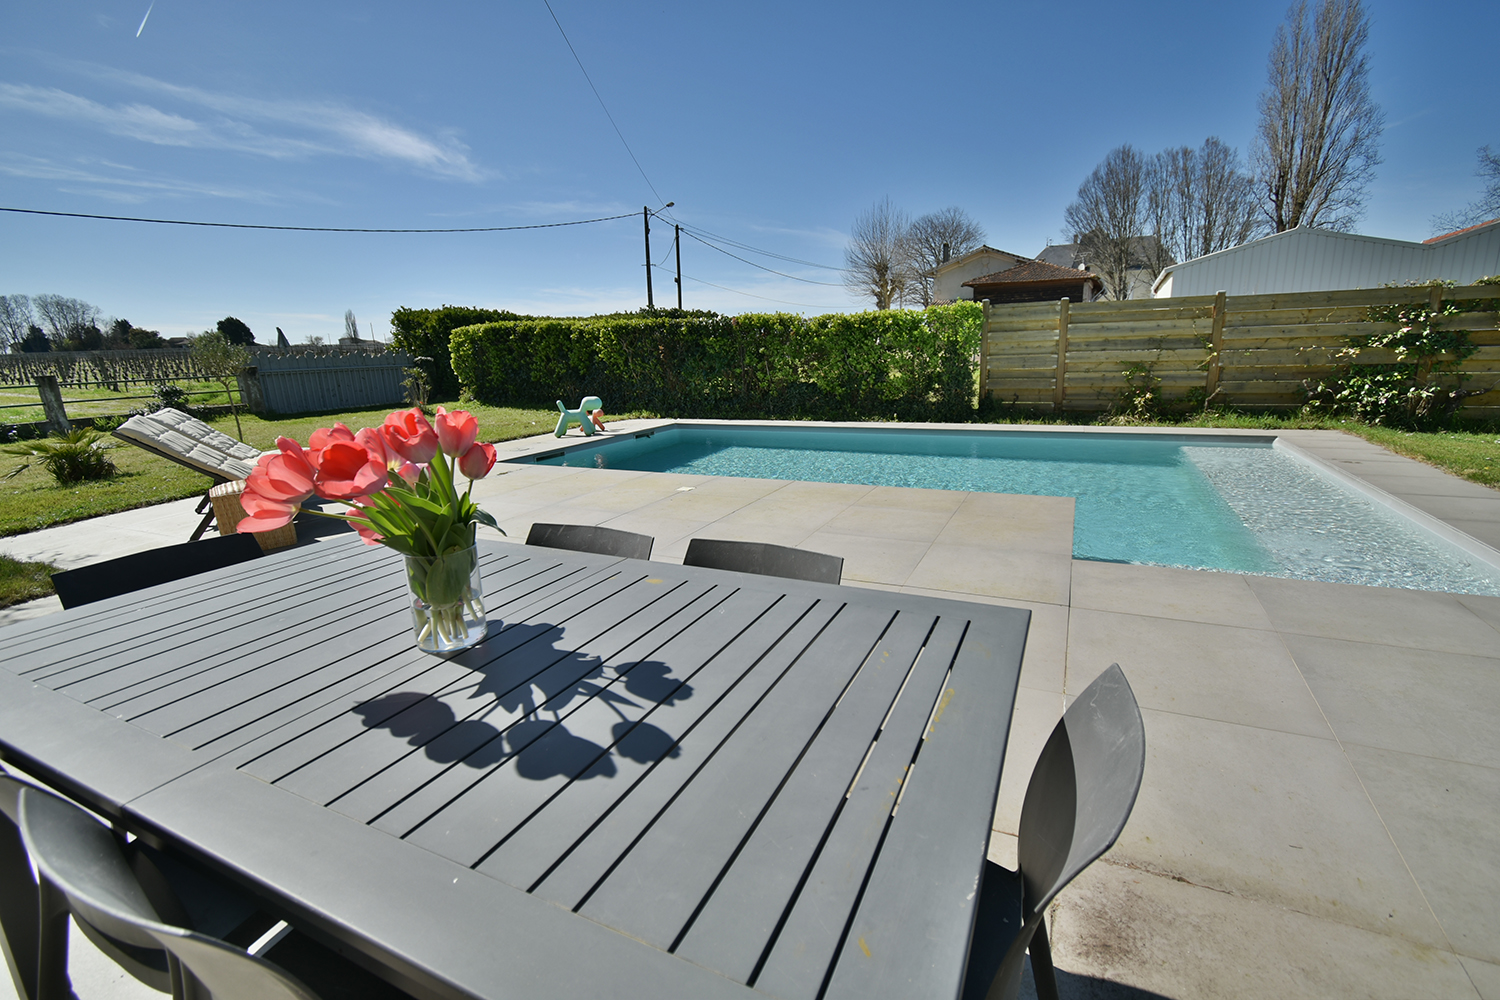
[1252,0,1383,232]
[1145,137,1262,274]
[32,294,101,348]
[0,295,33,350]
[903,207,986,307]
[344,309,361,341]
[844,197,912,310]
[1432,146,1500,235]
[1064,145,1149,299]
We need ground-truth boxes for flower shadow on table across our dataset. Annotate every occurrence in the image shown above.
[350,619,693,784]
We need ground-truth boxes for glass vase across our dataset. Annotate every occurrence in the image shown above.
[404,545,487,653]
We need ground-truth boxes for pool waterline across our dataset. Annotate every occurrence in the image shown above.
[507,421,1500,596]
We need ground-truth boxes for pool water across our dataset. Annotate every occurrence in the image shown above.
[523,425,1500,595]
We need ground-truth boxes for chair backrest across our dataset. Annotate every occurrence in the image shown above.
[0,771,39,1000]
[682,538,843,585]
[113,408,262,481]
[50,532,263,609]
[1016,663,1145,917]
[17,787,320,1000]
[526,522,654,560]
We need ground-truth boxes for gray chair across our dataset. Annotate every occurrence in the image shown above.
[962,664,1145,1000]
[527,522,654,560]
[15,783,413,1000]
[49,532,263,609]
[0,770,40,1000]
[682,538,843,585]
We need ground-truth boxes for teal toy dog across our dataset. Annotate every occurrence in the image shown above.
[555,396,605,437]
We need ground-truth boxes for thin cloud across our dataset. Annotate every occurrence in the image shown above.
[0,70,487,181]
[0,153,294,204]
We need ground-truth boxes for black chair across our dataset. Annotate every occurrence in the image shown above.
[49,533,264,610]
[0,769,40,1000]
[682,538,843,585]
[13,782,414,1000]
[961,664,1146,1000]
[526,522,654,560]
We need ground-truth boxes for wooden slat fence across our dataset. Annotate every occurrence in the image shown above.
[249,350,412,415]
[979,285,1500,417]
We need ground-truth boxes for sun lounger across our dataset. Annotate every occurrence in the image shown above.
[113,408,266,540]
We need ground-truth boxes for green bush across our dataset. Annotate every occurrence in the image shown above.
[391,306,529,396]
[448,303,983,421]
[4,428,117,484]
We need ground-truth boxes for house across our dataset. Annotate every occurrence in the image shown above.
[932,246,1102,304]
[1151,219,1500,297]
[1038,239,1165,300]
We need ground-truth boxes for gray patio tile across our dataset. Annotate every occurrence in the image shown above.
[1066,608,1332,739]
[1456,593,1500,631]
[1069,560,1275,630]
[1343,744,1500,965]
[1111,709,1446,948]
[796,528,930,587]
[991,686,1063,838]
[1353,473,1500,500]
[708,496,852,532]
[936,494,1076,554]
[1047,860,1479,1000]
[852,484,969,515]
[1283,634,1500,769]
[816,503,956,542]
[904,543,1072,606]
[898,589,1067,692]
[1245,575,1500,656]
[595,512,711,552]
[1398,495,1500,522]
[1462,957,1500,1000]
[662,521,821,556]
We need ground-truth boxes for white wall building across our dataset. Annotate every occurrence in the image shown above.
[931,247,1033,304]
[1152,220,1500,297]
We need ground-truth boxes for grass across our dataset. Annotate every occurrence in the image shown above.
[0,402,575,537]
[0,554,56,608]
[0,381,234,424]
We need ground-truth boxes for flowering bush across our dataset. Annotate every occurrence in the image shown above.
[237,406,501,557]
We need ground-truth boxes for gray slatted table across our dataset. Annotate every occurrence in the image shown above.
[0,537,1029,1000]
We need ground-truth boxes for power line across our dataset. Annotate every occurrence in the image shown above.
[0,206,637,233]
[674,220,845,272]
[542,0,666,209]
[653,262,828,308]
[680,229,843,286]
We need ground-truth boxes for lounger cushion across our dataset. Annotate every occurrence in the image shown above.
[114,409,263,481]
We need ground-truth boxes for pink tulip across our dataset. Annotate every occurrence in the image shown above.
[309,423,356,452]
[434,407,479,458]
[382,408,438,465]
[236,444,317,532]
[457,441,497,480]
[314,440,389,501]
[354,426,396,468]
[395,461,421,486]
[346,502,385,546]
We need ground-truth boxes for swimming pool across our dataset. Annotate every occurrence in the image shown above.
[515,423,1500,595]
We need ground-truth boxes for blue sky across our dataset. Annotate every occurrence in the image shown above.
[1,1,1496,343]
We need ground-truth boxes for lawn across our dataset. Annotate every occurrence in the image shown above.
[0,402,571,537]
[0,554,57,607]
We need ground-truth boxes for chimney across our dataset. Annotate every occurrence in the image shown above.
[941,241,950,263]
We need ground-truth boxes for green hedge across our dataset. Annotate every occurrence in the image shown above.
[449,303,983,421]
[390,305,529,396]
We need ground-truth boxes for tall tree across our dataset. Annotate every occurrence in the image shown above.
[0,295,33,350]
[1252,0,1383,232]
[1145,137,1262,275]
[344,309,361,341]
[1064,144,1149,300]
[1431,146,1500,235]
[33,294,101,348]
[217,316,255,345]
[844,197,912,310]
[904,207,986,307]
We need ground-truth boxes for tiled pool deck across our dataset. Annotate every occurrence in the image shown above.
[3,424,1498,999]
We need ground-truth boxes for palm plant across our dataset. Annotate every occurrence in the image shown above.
[4,427,117,484]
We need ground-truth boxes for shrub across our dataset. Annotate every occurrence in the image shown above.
[390,306,528,396]
[447,304,983,421]
[4,427,117,484]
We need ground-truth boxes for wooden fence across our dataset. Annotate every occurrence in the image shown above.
[246,350,412,415]
[979,284,1500,418]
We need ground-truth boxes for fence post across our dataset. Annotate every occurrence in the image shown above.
[979,299,991,404]
[36,375,70,434]
[1205,290,1227,402]
[1054,298,1070,410]
[237,367,267,414]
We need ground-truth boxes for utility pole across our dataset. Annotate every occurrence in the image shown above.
[643,206,654,309]
[675,224,682,310]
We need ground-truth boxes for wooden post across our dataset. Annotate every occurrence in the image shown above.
[979,299,991,404]
[1053,298,1069,410]
[36,374,69,434]
[1429,283,1445,316]
[1205,289,1227,402]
